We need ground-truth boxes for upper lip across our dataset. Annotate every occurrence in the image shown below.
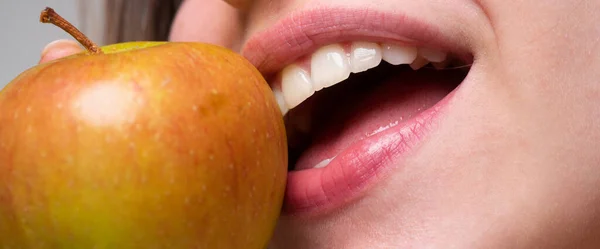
[240,6,473,79]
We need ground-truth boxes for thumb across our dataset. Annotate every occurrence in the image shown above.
[39,40,84,64]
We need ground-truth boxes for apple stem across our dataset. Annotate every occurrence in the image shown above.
[40,7,103,54]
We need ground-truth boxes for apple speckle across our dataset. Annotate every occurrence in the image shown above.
[13,110,19,119]
[153,132,161,141]
[56,103,63,109]
[228,163,234,169]
[209,154,215,161]
[202,185,207,191]
[26,106,32,113]
[161,78,171,87]
[192,105,198,111]
[189,150,195,155]
[19,217,27,225]
[39,151,47,158]
[127,116,136,124]
[225,186,231,192]
[26,125,32,133]
[135,97,144,106]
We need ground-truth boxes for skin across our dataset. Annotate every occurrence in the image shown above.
[40,0,600,248]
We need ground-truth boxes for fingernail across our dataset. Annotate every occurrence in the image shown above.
[41,40,80,57]
[39,40,82,64]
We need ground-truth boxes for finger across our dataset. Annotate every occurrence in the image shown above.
[39,40,84,64]
[169,0,244,51]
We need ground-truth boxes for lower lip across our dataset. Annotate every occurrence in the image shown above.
[282,87,458,216]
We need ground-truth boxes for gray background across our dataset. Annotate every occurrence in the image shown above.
[0,0,105,88]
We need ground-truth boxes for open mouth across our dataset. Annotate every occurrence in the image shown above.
[275,42,469,170]
[242,7,474,215]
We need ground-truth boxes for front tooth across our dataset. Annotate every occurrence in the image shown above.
[350,42,382,73]
[381,43,418,65]
[418,48,447,63]
[281,64,315,109]
[310,44,351,91]
[271,83,289,115]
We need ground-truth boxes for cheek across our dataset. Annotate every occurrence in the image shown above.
[169,0,244,50]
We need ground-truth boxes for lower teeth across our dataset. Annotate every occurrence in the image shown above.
[313,157,335,169]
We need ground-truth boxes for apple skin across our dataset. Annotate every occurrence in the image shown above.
[0,42,287,248]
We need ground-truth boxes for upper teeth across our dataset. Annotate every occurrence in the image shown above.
[311,44,351,91]
[381,43,417,65]
[350,42,383,73]
[273,41,448,115]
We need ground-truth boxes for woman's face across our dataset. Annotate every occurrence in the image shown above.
[171,0,600,248]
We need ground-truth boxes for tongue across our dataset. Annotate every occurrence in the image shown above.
[291,65,465,170]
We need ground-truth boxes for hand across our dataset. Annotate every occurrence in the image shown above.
[39,39,84,64]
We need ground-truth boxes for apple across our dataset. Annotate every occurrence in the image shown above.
[0,7,287,249]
